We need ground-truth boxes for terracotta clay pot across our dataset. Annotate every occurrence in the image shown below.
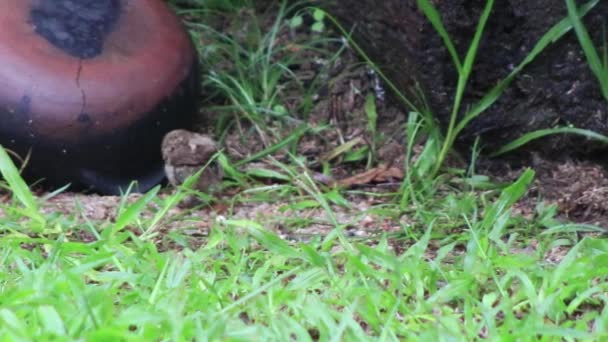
[0,0,199,194]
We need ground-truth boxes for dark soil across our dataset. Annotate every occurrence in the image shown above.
[325,0,608,159]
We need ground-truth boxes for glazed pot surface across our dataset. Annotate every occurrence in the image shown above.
[0,0,200,194]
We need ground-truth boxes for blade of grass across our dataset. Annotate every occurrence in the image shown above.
[566,0,608,100]
[490,126,608,156]
[234,125,309,167]
[430,0,495,177]
[416,0,462,72]
[364,93,378,167]
[0,145,46,231]
[112,185,160,236]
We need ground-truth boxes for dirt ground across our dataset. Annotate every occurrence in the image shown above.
[327,0,608,155]
[20,3,608,248]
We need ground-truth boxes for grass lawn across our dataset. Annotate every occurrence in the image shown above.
[1,1,607,340]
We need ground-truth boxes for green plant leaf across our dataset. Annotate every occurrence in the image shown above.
[112,185,160,235]
[313,8,326,22]
[565,0,608,100]
[0,145,46,231]
[491,126,608,156]
[289,15,303,28]
[312,22,325,33]
[416,0,462,71]
[364,93,378,138]
[432,0,495,177]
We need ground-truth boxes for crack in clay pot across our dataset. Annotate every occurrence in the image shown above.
[75,59,88,122]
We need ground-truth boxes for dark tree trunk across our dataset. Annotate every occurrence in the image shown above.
[324,0,608,158]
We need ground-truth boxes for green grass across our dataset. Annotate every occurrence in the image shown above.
[1,1,608,340]
[1,151,607,339]
[180,0,343,151]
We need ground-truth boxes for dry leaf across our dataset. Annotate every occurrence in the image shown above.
[336,164,404,187]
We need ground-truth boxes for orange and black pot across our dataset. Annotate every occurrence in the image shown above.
[0,0,199,194]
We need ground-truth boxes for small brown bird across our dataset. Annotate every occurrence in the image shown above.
[161,129,223,201]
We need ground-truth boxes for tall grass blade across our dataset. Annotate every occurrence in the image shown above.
[565,0,608,100]
[416,0,463,71]
[491,126,608,156]
[0,145,46,230]
[432,0,495,176]
[112,185,160,235]
[235,125,309,167]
